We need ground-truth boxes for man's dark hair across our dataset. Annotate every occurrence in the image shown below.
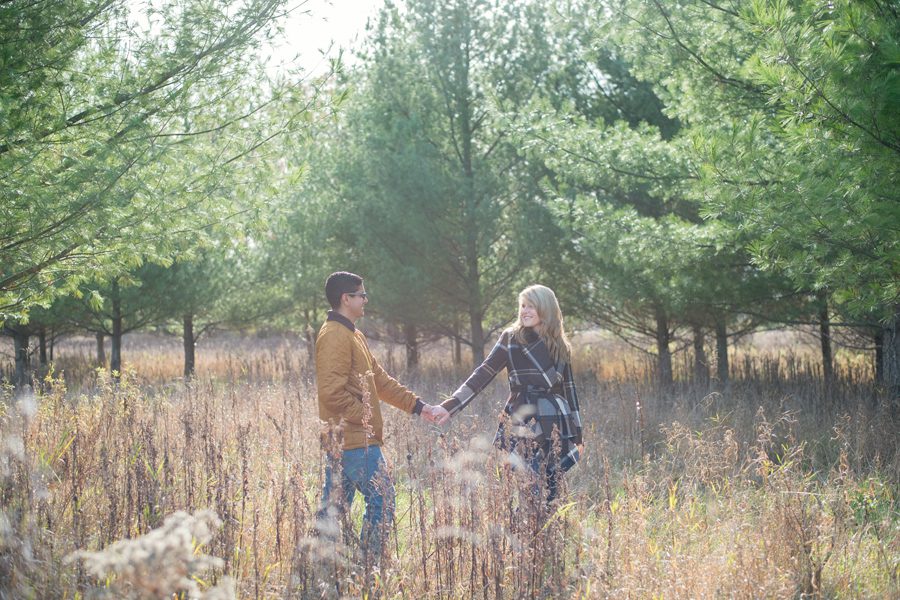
[325,271,363,309]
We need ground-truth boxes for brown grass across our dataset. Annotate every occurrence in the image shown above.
[0,333,897,598]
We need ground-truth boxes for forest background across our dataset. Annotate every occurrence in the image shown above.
[1,0,898,598]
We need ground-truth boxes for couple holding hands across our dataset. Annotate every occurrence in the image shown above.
[314,271,583,561]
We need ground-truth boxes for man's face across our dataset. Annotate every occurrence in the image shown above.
[343,284,368,321]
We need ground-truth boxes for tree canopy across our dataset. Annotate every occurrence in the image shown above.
[4,0,897,391]
[0,0,324,322]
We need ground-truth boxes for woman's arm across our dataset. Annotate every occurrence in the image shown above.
[439,332,509,418]
[561,362,583,445]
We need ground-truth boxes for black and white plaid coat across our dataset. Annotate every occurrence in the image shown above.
[441,328,582,472]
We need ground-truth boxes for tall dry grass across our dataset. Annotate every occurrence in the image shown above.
[0,333,898,598]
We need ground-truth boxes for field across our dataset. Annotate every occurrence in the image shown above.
[1,331,898,599]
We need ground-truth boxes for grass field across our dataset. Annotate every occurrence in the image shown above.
[1,332,898,598]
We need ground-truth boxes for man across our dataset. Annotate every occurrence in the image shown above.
[314,271,447,563]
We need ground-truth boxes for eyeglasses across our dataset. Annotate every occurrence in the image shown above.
[346,292,368,299]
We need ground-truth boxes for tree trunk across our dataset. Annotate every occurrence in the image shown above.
[305,325,315,362]
[96,332,106,366]
[882,308,900,403]
[183,313,195,380]
[404,321,418,369]
[13,329,30,389]
[655,307,673,389]
[715,319,729,387]
[874,329,884,384]
[469,317,485,365]
[457,35,484,367]
[818,291,834,386]
[110,279,123,375]
[451,317,462,366]
[304,310,316,363]
[692,325,709,386]
[38,327,48,367]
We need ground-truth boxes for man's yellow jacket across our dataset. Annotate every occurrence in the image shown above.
[315,316,420,450]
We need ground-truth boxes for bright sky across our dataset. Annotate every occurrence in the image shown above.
[266,0,386,76]
[125,0,385,77]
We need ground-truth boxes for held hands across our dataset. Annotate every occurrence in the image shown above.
[421,403,451,426]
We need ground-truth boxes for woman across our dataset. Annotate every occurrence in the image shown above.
[437,284,582,503]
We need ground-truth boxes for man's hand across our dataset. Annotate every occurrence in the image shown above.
[421,404,451,426]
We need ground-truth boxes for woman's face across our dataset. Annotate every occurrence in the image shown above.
[519,297,542,328]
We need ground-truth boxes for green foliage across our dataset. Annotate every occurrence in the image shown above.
[0,0,324,324]
[512,3,773,349]
[604,0,900,318]
[555,192,777,342]
[848,476,897,528]
[255,168,340,330]
[316,0,570,357]
[48,272,168,338]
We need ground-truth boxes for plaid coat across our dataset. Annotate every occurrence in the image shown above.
[440,328,583,472]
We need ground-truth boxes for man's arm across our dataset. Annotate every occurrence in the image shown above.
[370,357,421,414]
[316,331,366,424]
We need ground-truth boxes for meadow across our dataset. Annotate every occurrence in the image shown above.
[1,331,897,599]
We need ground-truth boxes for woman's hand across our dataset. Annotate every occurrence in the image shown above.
[421,404,451,425]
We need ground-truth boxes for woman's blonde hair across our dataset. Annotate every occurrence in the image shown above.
[511,284,572,363]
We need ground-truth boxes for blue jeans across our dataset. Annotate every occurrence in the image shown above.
[528,451,561,505]
[316,445,394,560]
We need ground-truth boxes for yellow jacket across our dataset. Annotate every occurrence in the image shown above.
[315,313,421,450]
